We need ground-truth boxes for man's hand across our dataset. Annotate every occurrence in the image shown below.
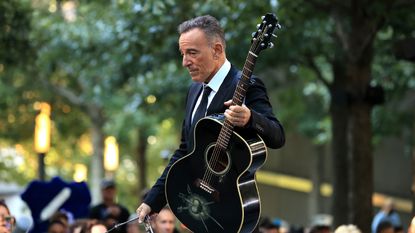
[136,203,152,223]
[224,100,251,127]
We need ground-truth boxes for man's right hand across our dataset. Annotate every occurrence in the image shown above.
[136,203,151,223]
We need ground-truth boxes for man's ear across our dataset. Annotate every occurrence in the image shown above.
[213,42,224,58]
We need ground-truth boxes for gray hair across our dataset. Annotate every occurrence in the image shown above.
[178,15,226,49]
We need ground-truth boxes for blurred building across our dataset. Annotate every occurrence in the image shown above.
[257,132,412,229]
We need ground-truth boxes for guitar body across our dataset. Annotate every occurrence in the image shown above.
[165,115,267,233]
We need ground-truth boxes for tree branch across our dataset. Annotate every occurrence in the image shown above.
[331,11,350,53]
[40,76,85,107]
[304,54,331,88]
[51,83,85,107]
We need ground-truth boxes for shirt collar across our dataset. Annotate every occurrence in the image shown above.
[206,59,231,93]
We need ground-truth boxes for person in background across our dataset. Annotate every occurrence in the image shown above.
[126,214,143,233]
[258,217,279,233]
[47,220,66,233]
[334,224,361,233]
[408,216,415,233]
[309,225,331,233]
[89,179,130,233]
[393,225,404,233]
[376,221,394,233]
[90,223,107,233]
[70,219,107,233]
[49,211,70,232]
[372,198,401,233]
[151,207,177,233]
[0,200,15,233]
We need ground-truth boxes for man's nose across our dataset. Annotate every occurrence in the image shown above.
[182,55,191,67]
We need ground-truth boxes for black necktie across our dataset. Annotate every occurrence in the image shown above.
[192,85,212,126]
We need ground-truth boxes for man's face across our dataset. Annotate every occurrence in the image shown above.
[48,223,66,233]
[179,28,220,83]
[0,206,13,233]
[102,187,116,202]
[154,209,176,233]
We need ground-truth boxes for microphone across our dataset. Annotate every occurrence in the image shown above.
[143,215,155,233]
[105,215,154,233]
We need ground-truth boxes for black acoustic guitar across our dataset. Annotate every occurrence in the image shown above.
[165,13,280,233]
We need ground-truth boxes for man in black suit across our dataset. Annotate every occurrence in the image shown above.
[136,15,285,223]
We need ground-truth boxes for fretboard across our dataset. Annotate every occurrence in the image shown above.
[216,50,258,149]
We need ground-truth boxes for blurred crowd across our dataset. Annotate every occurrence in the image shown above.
[1,179,181,233]
[1,181,414,233]
[256,198,411,233]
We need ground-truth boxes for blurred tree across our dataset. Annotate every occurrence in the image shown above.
[2,0,415,226]
[274,0,415,231]
[29,0,193,203]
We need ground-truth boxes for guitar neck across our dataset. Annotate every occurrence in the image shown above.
[216,51,258,149]
[233,51,258,106]
[215,13,279,150]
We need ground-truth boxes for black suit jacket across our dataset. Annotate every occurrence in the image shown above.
[143,65,285,212]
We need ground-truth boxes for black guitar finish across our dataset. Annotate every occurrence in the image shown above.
[165,13,280,233]
[166,115,267,233]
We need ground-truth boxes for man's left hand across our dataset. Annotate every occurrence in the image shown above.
[224,100,251,127]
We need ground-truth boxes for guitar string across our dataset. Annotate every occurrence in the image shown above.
[203,15,269,184]
[204,122,231,183]
[202,17,272,185]
[203,36,262,185]
[203,33,262,184]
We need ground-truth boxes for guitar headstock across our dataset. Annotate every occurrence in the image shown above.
[251,13,281,55]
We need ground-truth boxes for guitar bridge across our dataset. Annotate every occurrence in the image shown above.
[195,178,220,201]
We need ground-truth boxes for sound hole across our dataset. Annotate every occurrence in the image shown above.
[205,144,230,175]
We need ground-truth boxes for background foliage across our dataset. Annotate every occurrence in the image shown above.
[1,0,414,229]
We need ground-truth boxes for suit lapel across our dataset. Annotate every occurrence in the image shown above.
[185,83,203,131]
[207,66,240,115]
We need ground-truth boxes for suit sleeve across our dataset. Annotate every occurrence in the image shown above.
[245,77,285,149]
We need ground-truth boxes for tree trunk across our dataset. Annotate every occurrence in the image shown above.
[88,105,106,205]
[329,3,380,231]
[330,64,374,232]
[90,118,105,205]
[349,101,373,232]
[136,128,148,200]
[411,122,415,215]
[330,84,350,227]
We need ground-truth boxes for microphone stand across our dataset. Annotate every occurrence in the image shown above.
[105,215,154,233]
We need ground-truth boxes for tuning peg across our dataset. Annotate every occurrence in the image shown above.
[261,43,266,47]
[264,33,269,37]
[257,24,261,29]
[252,32,256,37]
[276,23,282,29]
[261,15,265,20]
[268,42,274,48]
[272,34,278,38]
